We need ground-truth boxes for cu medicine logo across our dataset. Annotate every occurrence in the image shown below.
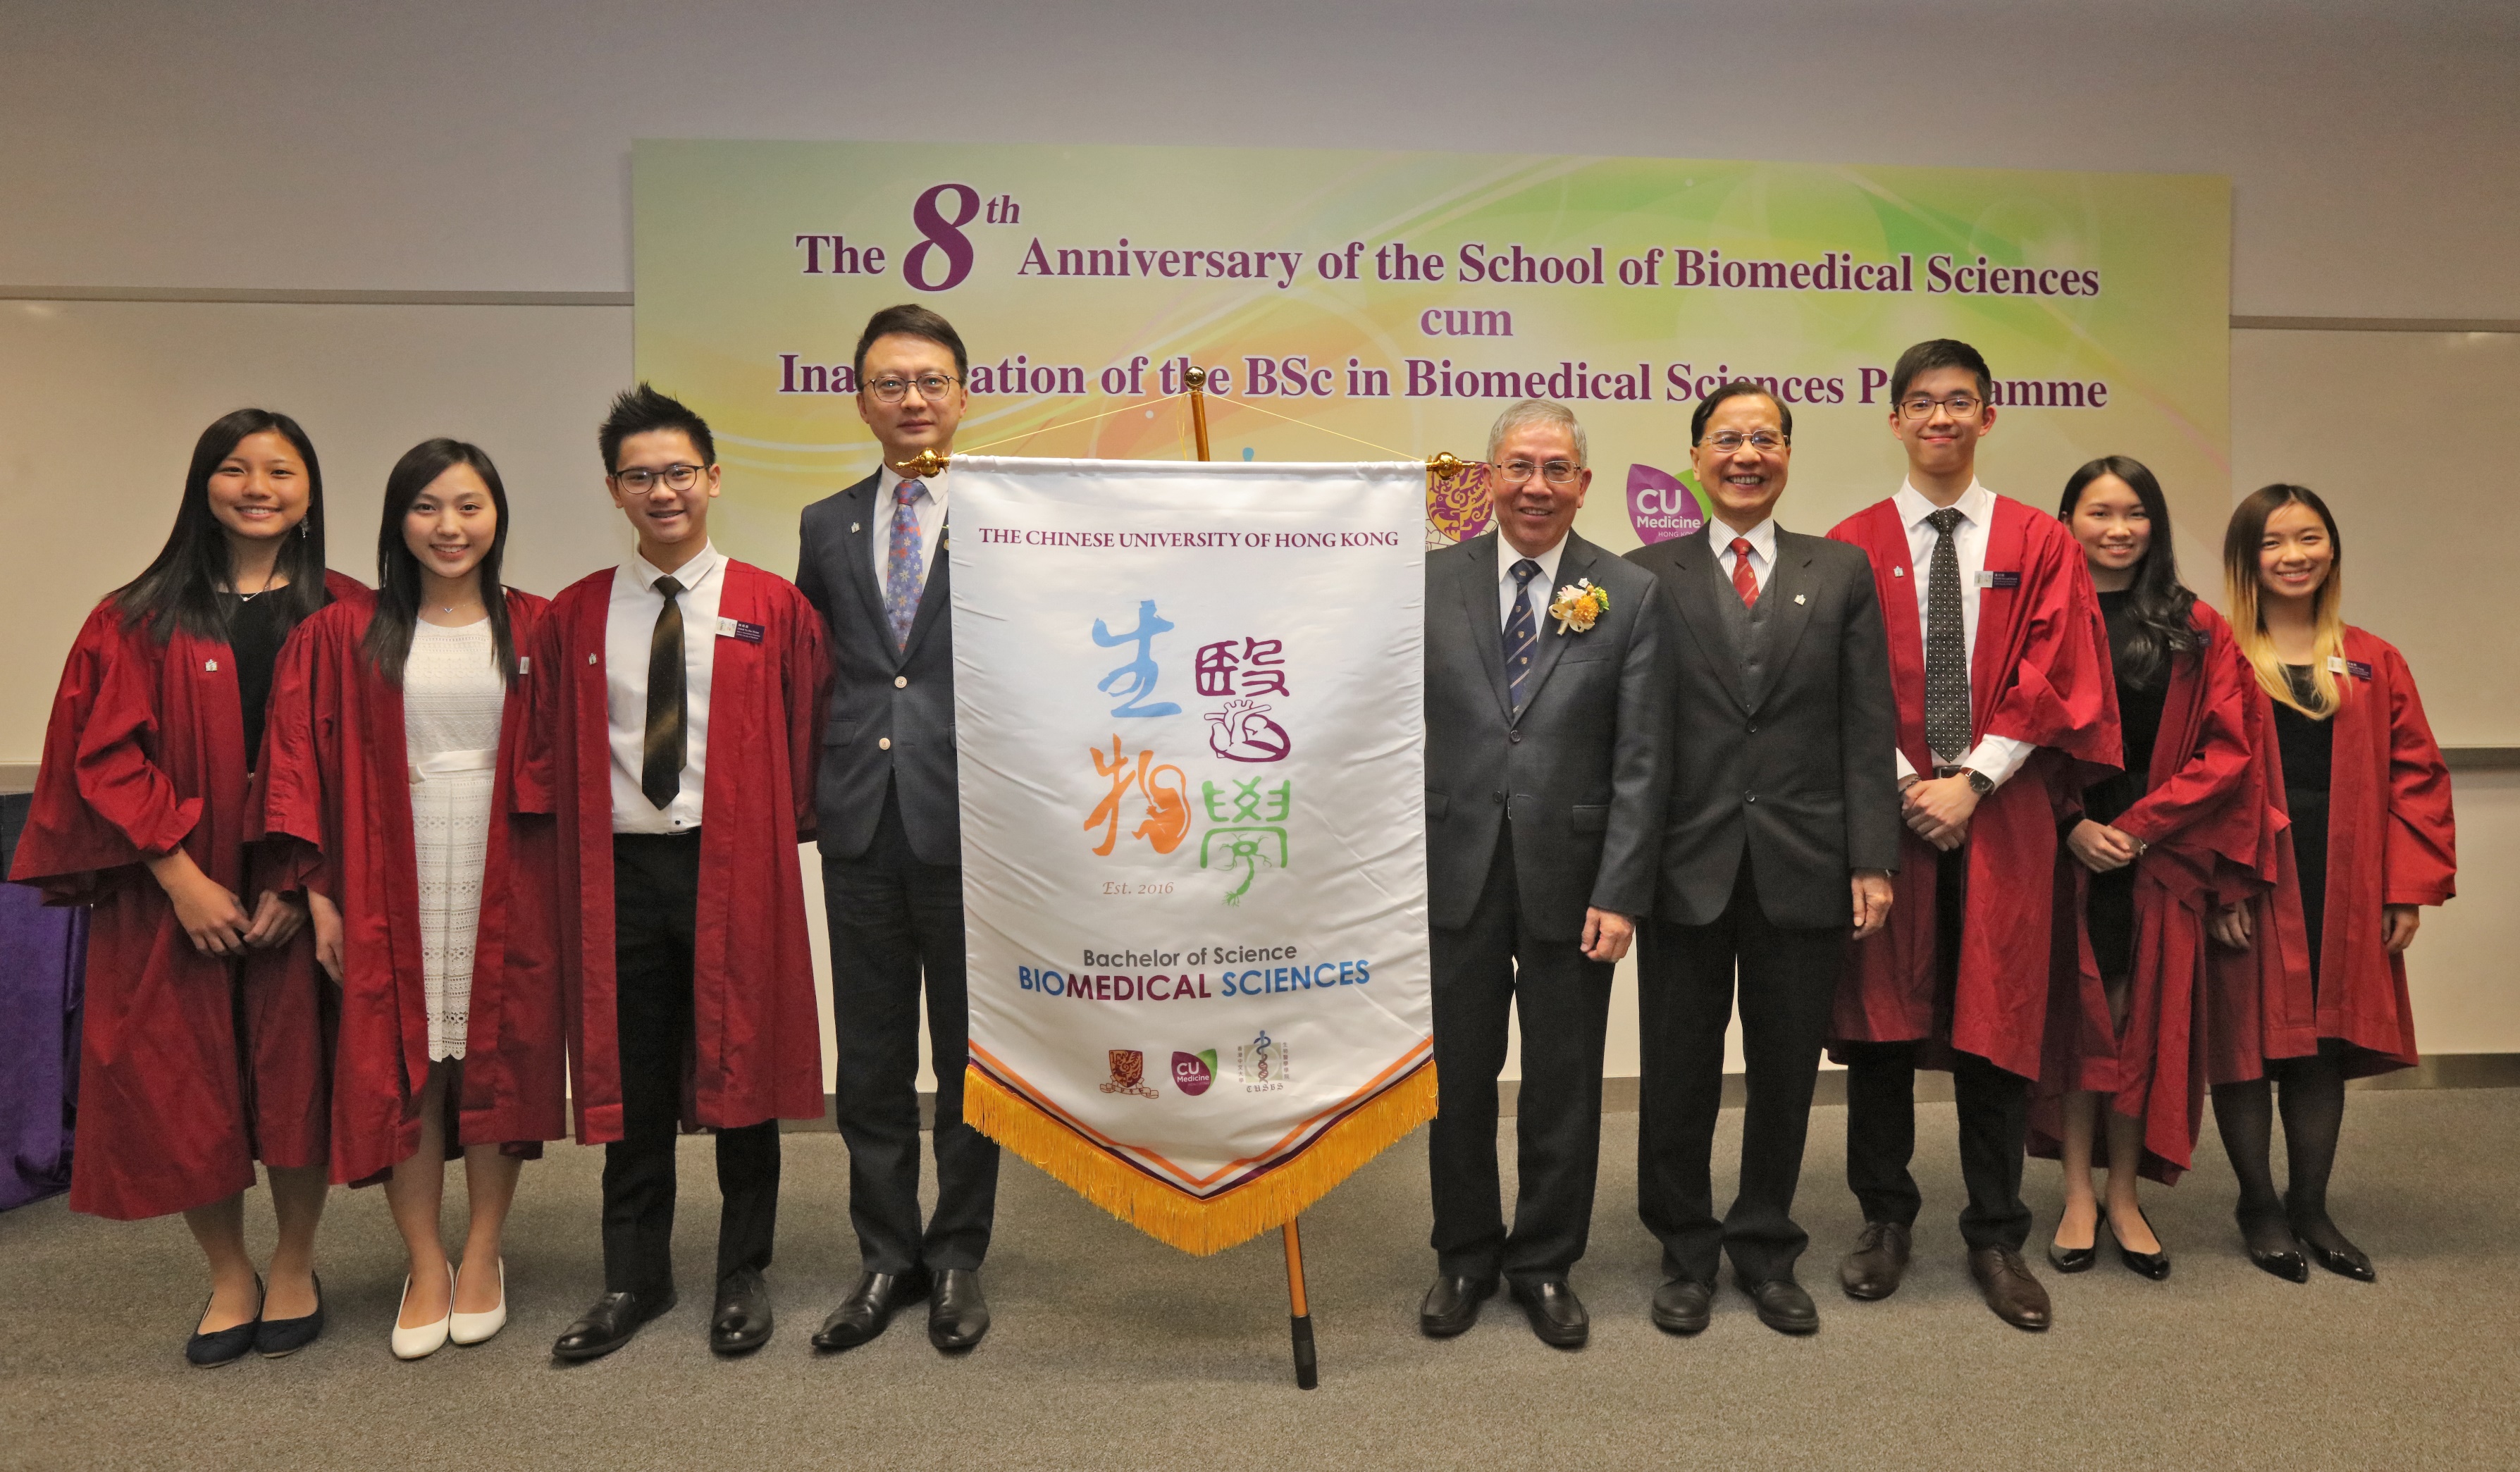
[1097,1046,1236,1099]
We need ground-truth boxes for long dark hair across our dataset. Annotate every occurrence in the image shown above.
[362,438,517,688]
[112,409,329,642]
[2058,455,2198,689]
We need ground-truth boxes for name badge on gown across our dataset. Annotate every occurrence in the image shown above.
[2329,655,2373,681]
[717,617,765,643]
[1975,570,2020,588]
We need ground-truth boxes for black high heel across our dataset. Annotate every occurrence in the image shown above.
[2108,1204,2172,1280]
[2237,1210,2309,1283]
[2290,1211,2376,1282]
[185,1275,264,1368]
[2046,1204,2099,1273]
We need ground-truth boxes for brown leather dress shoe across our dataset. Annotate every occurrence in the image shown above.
[1839,1221,1911,1301]
[1968,1247,2052,1330]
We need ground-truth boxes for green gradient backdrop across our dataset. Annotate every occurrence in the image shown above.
[634,140,2228,574]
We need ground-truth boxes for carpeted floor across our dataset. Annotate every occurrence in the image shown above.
[3,1089,2514,1471]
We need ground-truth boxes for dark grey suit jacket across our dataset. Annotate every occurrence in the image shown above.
[1624,521,1900,929]
[1423,530,1672,942]
[797,471,960,867]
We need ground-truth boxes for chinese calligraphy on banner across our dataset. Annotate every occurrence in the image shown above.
[951,455,1433,1254]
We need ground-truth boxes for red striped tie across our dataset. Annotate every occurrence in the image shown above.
[1729,538,1760,610]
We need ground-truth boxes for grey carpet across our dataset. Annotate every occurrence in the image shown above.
[3,1090,2514,1471]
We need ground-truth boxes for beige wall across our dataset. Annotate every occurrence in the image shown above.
[6,2,2515,1078]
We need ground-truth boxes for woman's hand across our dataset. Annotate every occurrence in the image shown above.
[144,849,250,957]
[2066,820,2142,873]
[2209,902,2254,951]
[241,890,307,948]
[2382,904,2422,955]
[307,891,345,982]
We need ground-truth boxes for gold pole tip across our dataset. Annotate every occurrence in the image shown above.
[894,448,951,478]
[1425,452,1472,478]
[1183,366,1209,391]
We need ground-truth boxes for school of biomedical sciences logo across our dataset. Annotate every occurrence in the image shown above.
[1099,1049,1159,1099]
[1237,1030,1292,1092]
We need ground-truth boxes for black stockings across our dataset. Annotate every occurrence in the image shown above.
[2211,1041,2357,1257]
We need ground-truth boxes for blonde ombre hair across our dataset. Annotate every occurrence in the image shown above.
[2223,483,2349,716]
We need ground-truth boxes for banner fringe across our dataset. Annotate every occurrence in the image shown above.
[965,1064,1436,1256]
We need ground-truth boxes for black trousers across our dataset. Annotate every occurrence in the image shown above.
[1636,856,1845,1285]
[1427,823,1614,1285]
[1841,844,2031,1252]
[821,784,999,1274]
[603,832,782,1297]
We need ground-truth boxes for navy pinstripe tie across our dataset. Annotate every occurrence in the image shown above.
[1505,558,1543,712]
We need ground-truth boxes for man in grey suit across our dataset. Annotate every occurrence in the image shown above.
[796,304,998,1354]
[1419,399,1672,1349]
[1624,381,1898,1337]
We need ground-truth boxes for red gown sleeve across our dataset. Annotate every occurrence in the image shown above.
[511,608,564,817]
[1982,518,2120,779]
[782,589,832,842]
[11,607,199,897]
[258,611,338,901]
[2378,643,2456,907]
[2114,613,2255,852]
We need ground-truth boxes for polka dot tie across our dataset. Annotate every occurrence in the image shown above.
[1729,537,1760,610]
[1504,558,1542,711]
[1923,507,1970,762]
[884,479,927,652]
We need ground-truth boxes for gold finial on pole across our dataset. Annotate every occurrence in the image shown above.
[1183,366,1214,462]
[1423,451,1472,478]
[894,447,951,478]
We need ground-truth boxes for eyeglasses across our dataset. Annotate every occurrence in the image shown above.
[611,463,705,494]
[1898,393,1983,419]
[1700,431,1789,454]
[865,373,961,404]
[1495,459,1583,486]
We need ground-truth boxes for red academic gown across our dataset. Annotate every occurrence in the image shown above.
[9,572,363,1220]
[2030,604,2272,1182]
[1827,495,2118,1080]
[259,593,567,1187]
[517,559,830,1143]
[2207,626,2455,1082]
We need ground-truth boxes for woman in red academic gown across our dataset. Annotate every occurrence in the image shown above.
[2029,458,2271,1280]
[261,439,563,1360]
[2206,483,2455,1282]
[9,409,357,1366]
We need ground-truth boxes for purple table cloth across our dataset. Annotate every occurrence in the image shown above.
[3,792,84,1211]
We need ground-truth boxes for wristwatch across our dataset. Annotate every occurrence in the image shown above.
[1958,767,1994,796]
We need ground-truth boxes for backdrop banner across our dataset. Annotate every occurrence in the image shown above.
[949,454,1431,1254]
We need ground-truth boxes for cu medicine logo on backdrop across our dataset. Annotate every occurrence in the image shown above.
[1095,1036,1286,1101]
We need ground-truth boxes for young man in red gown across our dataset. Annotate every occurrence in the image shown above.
[1825,340,2118,1330]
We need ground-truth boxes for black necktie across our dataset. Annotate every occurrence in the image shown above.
[1504,558,1542,711]
[643,575,686,810]
[1923,507,1970,762]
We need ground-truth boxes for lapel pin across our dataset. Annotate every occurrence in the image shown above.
[851,522,861,533]
[204,659,218,672]
[588,652,598,665]
[1894,567,1906,578]
[1793,593,1808,605]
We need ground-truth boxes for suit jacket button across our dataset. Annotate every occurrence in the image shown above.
[1508,730,1523,744]
[1744,791,1757,803]
[894,675,908,688]
[1746,721,1759,734]
[879,737,892,750]
[1492,791,1505,804]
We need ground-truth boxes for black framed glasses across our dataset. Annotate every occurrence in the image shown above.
[865,372,961,404]
[611,463,705,493]
[1898,393,1983,419]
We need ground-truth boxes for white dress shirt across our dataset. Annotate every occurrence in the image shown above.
[872,468,949,602]
[605,540,727,834]
[1712,515,1778,596]
[1889,481,2030,788]
[1495,533,1568,631]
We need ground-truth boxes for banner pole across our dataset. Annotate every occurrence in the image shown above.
[1182,364,1317,1391]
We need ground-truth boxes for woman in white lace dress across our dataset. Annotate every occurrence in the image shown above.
[271,440,562,1360]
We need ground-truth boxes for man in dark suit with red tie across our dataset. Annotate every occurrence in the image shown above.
[1624,381,1898,1337]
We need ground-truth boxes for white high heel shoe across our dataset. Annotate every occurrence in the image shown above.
[447,1259,507,1346]
[391,1266,454,1361]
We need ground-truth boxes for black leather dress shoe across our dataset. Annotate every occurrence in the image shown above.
[812,1268,932,1352]
[1509,1278,1588,1349]
[1839,1221,1912,1301]
[710,1268,774,1355]
[1649,1278,1710,1335]
[1418,1273,1497,1337]
[1736,1273,1820,1335]
[927,1268,990,1352]
[1968,1247,2052,1331]
[552,1289,677,1363]
[254,1275,326,1358]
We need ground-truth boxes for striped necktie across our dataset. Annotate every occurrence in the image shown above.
[1504,558,1543,711]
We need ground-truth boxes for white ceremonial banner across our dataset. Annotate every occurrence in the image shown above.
[950,456,1433,1254]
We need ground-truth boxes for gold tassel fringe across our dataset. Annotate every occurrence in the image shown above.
[965,1063,1436,1256]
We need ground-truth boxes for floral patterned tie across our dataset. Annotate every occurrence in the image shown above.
[884,479,927,652]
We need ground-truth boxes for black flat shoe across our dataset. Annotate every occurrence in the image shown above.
[813,1267,932,1352]
[1508,1278,1588,1349]
[927,1268,989,1352]
[1419,1273,1498,1338]
[254,1275,325,1358]
[185,1276,263,1368]
[710,1269,774,1355]
[552,1288,677,1362]
[2301,1241,2375,1282]
[2109,1206,2171,1281]
[2237,1210,2309,1283]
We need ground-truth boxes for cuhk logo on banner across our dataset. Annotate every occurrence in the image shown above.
[1426,461,1493,547]
[1627,464,1705,545]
